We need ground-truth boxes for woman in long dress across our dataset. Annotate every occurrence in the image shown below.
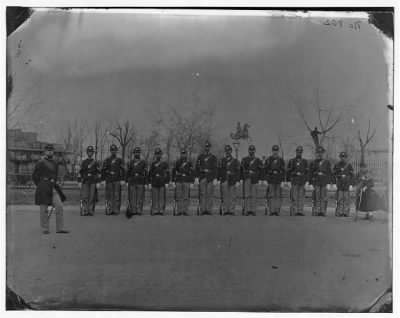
[355,163,379,219]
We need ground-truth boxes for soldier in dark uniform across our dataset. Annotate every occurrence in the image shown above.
[149,148,170,215]
[286,146,309,216]
[333,151,355,217]
[32,143,69,234]
[172,149,193,216]
[265,145,285,216]
[309,146,332,216]
[126,147,147,216]
[240,145,263,216]
[101,144,125,215]
[195,141,218,215]
[218,145,240,215]
[78,146,101,216]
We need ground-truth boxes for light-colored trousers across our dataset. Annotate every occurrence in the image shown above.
[106,181,121,213]
[151,187,166,214]
[81,182,96,214]
[336,190,350,216]
[267,184,282,213]
[290,184,305,213]
[314,186,328,214]
[243,179,257,213]
[40,192,65,232]
[129,184,145,214]
[199,179,214,213]
[220,181,236,213]
[176,182,190,213]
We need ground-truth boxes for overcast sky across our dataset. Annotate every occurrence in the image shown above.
[7,9,392,158]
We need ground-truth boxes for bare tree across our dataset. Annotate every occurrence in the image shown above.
[358,119,376,165]
[108,120,136,162]
[89,118,110,161]
[155,104,216,160]
[140,130,161,162]
[7,39,44,129]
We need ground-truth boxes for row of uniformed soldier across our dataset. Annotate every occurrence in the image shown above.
[77,142,355,217]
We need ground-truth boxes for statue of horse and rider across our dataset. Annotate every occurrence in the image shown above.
[230,122,252,142]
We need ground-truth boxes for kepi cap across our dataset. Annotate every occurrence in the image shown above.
[110,144,118,151]
[225,145,232,151]
[132,147,141,153]
[296,146,303,152]
[87,146,95,152]
[155,148,162,155]
[316,146,325,153]
[248,145,256,151]
[339,151,348,158]
[204,141,211,147]
[272,145,280,151]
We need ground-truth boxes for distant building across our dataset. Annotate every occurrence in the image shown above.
[7,129,74,184]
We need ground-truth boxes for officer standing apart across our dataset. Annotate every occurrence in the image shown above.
[265,145,285,216]
[333,151,355,217]
[286,146,309,216]
[149,148,170,215]
[78,146,101,216]
[240,145,263,216]
[101,144,125,215]
[126,147,147,216]
[32,143,69,234]
[218,145,240,215]
[172,149,194,216]
[195,141,218,215]
[309,146,332,216]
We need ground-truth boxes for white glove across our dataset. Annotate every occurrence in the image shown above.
[286,182,292,188]
[263,180,268,186]
[309,185,314,191]
[148,184,152,189]
[190,184,194,189]
[78,182,82,189]
[96,183,100,189]
[194,178,199,185]
[235,182,240,187]
[258,180,263,185]
[280,182,285,188]
[120,181,126,186]
[240,180,243,185]
[326,184,331,190]
[349,185,354,191]
[101,181,105,187]
[332,184,337,191]
[171,182,176,188]
[362,186,367,192]
[318,172,323,176]
[165,183,169,188]
[213,179,218,186]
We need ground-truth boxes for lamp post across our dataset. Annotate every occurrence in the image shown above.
[233,140,240,160]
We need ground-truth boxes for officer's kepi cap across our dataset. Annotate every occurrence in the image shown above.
[180,149,187,154]
[340,151,348,158]
[204,141,211,147]
[155,148,162,155]
[87,146,95,152]
[44,143,54,150]
[248,145,256,151]
[110,144,118,151]
[316,146,325,153]
[272,145,280,151]
[296,146,303,152]
[225,145,232,151]
[132,147,141,153]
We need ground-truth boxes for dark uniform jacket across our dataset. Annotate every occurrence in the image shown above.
[32,158,60,205]
[126,159,148,185]
[333,161,355,190]
[240,156,263,184]
[265,156,285,184]
[195,153,218,183]
[286,157,309,185]
[172,159,193,183]
[218,156,240,186]
[78,158,101,184]
[101,156,125,182]
[149,160,170,187]
[309,158,331,187]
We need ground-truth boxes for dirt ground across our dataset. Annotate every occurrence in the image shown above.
[6,199,391,312]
